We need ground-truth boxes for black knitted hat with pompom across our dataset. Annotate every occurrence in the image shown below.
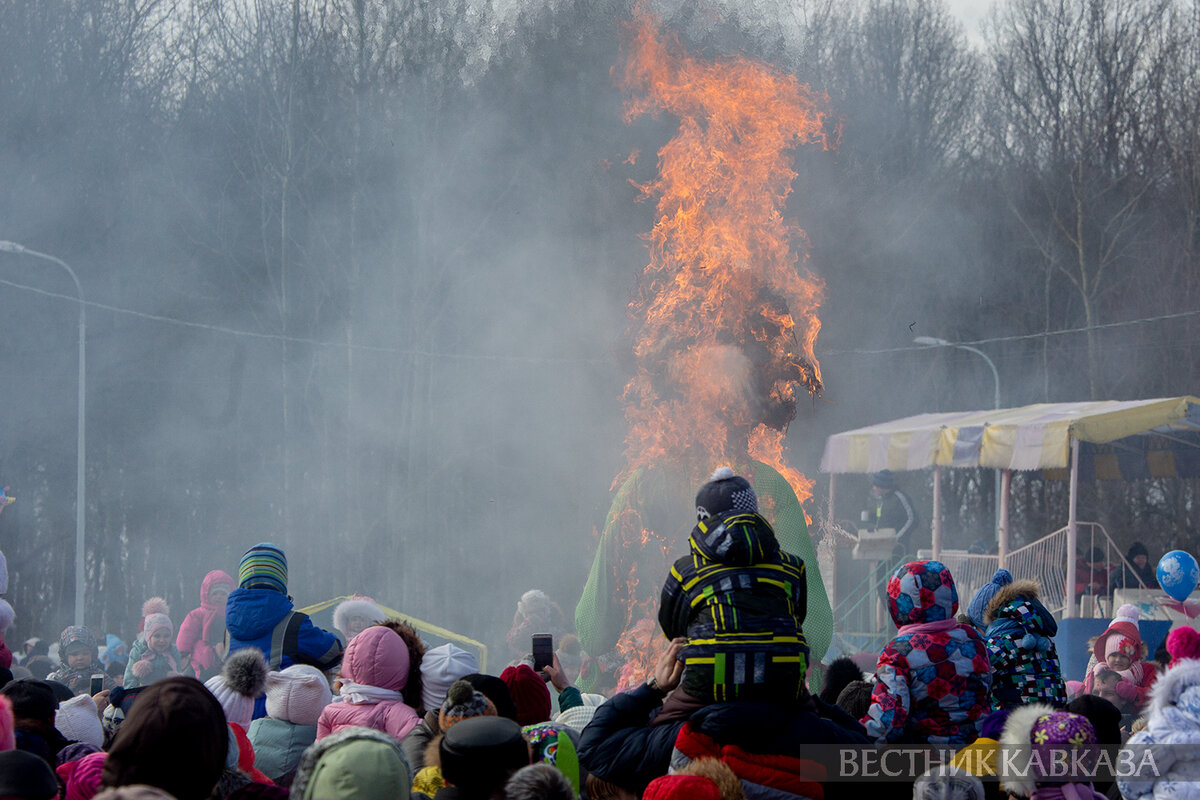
[695,467,757,520]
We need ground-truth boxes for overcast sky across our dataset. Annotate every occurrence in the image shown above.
[946,0,990,42]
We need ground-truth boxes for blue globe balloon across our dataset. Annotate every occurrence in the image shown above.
[1157,550,1200,602]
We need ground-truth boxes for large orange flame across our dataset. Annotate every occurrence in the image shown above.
[617,11,834,505]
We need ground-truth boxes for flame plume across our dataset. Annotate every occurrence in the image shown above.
[618,12,835,504]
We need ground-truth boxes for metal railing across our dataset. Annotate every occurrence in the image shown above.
[830,558,895,658]
[1005,527,1070,616]
[1067,521,1152,618]
[927,551,1000,616]
[922,521,1145,619]
[829,521,1150,660]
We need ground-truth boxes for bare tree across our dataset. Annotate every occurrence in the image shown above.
[984,0,1174,399]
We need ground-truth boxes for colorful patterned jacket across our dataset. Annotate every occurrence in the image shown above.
[659,510,808,702]
[982,580,1066,709]
[861,560,993,747]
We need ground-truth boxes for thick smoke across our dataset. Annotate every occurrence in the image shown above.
[0,0,1196,658]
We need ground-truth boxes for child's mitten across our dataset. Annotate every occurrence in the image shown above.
[1114,679,1139,703]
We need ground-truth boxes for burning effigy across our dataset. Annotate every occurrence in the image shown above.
[574,12,837,692]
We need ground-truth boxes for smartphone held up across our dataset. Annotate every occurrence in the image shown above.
[532,633,553,676]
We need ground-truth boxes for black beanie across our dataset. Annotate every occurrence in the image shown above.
[45,679,74,704]
[695,466,757,520]
[464,673,519,722]
[439,715,529,793]
[0,750,59,799]
[1066,695,1123,745]
[1,678,58,721]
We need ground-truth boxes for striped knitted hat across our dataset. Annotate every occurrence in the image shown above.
[238,543,287,593]
[439,679,497,731]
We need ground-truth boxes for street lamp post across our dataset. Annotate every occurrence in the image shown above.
[0,241,87,627]
[914,336,1002,542]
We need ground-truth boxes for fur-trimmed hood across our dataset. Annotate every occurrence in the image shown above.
[998,703,1058,797]
[333,597,386,639]
[985,579,1058,639]
[290,725,411,799]
[1143,657,1200,721]
[984,580,1039,623]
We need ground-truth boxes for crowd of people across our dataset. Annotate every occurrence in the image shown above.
[0,470,1197,800]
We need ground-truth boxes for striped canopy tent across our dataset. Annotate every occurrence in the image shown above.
[819,396,1200,616]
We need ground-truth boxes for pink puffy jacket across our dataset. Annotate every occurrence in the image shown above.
[317,625,420,741]
[176,569,235,678]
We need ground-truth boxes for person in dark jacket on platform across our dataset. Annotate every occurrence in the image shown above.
[577,639,870,798]
[1113,541,1159,591]
[225,543,342,719]
[870,470,917,554]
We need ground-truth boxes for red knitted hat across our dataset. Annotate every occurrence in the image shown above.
[499,664,551,727]
[1094,605,1143,662]
[1167,626,1200,668]
[643,775,722,800]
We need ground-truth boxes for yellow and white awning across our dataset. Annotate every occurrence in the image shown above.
[819,396,1200,475]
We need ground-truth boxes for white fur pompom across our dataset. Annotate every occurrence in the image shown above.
[1113,604,1140,625]
[709,466,735,481]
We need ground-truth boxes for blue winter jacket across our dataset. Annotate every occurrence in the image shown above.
[226,587,342,718]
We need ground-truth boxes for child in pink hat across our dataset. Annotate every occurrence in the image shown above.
[1081,604,1157,714]
[123,598,182,689]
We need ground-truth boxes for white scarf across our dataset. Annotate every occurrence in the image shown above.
[339,680,406,705]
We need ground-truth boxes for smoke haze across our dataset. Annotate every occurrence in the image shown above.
[1,0,1198,657]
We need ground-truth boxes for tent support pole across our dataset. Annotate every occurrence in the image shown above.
[1065,439,1080,619]
[932,466,942,559]
[998,469,1011,568]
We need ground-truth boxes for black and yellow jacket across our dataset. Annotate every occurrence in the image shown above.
[658,510,808,702]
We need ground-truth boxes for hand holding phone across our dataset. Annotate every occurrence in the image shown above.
[90,674,105,695]
[531,633,553,673]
